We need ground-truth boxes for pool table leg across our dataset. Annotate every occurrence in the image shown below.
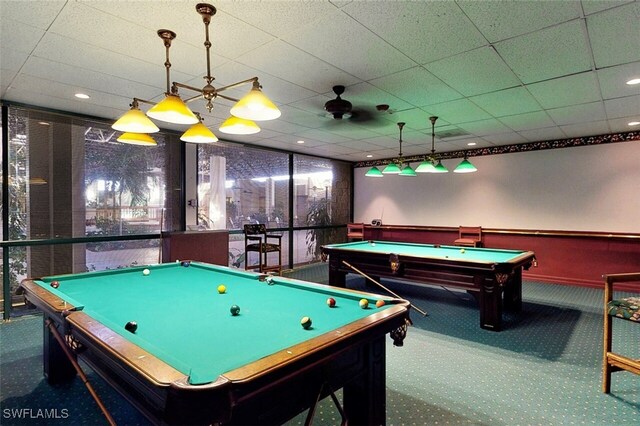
[343,335,386,426]
[329,261,347,287]
[479,277,503,331]
[503,269,523,312]
[42,315,76,384]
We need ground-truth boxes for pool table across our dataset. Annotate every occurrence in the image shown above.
[20,262,410,425]
[321,241,536,331]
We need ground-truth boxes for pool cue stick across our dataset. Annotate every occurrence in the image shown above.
[44,320,117,426]
[342,260,428,317]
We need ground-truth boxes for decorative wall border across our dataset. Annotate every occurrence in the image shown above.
[354,131,640,168]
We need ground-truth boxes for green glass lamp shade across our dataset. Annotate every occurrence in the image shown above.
[365,166,384,177]
[415,160,436,173]
[454,158,477,173]
[382,162,401,174]
[399,164,417,176]
[433,160,449,173]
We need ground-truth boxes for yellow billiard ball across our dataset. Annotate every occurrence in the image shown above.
[142,268,150,276]
[359,299,369,309]
[217,285,226,294]
[460,248,465,253]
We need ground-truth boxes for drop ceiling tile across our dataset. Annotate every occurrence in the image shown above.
[470,87,542,117]
[457,0,580,42]
[236,40,359,93]
[597,61,640,100]
[282,9,416,80]
[527,71,602,109]
[495,20,591,83]
[581,0,634,15]
[608,117,640,132]
[369,67,462,108]
[343,1,485,64]
[445,138,494,150]
[289,94,333,114]
[375,107,434,133]
[277,105,326,130]
[546,102,607,126]
[1,47,30,73]
[560,120,611,137]
[316,123,383,140]
[427,99,492,125]
[518,126,567,142]
[0,19,46,54]
[296,128,352,144]
[0,0,66,30]
[259,119,312,135]
[604,95,640,119]
[0,70,17,97]
[458,119,515,136]
[480,132,528,145]
[499,111,557,132]
[425,46,521,97]
[335,139,389,151]
[214,1,337,39]
[587,2,640,67]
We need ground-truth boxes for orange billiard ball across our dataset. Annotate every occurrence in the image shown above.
[375,300,385,308]
[327,297,336,308]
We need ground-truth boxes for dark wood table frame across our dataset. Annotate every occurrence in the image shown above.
[21,278,409,426]
[322,244,536,331]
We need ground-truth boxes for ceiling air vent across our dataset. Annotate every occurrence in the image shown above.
[436,129,470,139]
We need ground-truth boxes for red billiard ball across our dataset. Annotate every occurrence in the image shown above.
[375,300,385,308]
[50,281,59,289]
[327,297,336,308]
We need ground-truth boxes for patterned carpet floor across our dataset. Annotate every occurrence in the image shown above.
[1,263,638,425]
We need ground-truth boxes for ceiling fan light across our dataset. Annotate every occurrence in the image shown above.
[147,94,199,125]
[219,116,261,135]
[180,122,218,143]
[230,87,281,121]
[116,132,157,146]
[381,162,401,174]
[454,158,477,173]
[365,166,384,177]
[433,160,449,173]
[415,160,437,173]
[399,164,417,177]
[112,106,160,133]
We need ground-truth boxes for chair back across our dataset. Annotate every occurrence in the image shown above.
[347,223,364,240]
[459,226,481,240]
[244,224,267,236]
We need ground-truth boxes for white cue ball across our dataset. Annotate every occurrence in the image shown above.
[143,268,150,276]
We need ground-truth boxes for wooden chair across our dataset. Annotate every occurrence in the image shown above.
[453,226,482,247]
[346,223,364,241]
[244,224,282,276]
[602,272,640,393]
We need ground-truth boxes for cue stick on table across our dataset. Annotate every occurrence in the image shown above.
[44,319,117,426]
[342,260,428,317]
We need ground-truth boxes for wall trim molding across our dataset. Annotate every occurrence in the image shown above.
[354,131,640,168]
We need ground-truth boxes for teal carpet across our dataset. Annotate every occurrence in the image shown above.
[1,264,638,425]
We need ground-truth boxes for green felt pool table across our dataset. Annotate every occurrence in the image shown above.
[21,262,410,425]
[321,241,536,331]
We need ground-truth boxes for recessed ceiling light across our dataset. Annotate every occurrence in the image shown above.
[626,78,640,85]
[75,93,90,99]
[366,154,373,158]
[38,121,50,126]
[467,142,477,146]
[629,121,640,126]
[297,140,305,144]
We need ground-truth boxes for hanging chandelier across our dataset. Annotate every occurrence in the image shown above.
[112,3,280,145]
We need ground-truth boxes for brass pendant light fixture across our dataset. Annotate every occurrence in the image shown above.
[112,3,280,145]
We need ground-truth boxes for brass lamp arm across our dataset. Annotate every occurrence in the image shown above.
[215,77,259,93]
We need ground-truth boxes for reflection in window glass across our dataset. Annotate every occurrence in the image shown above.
[197,144,290,230]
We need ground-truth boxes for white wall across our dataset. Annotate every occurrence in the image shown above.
[354,141,640,233]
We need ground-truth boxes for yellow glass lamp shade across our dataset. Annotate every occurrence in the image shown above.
[116,132,157,146]
[230,87,281,121]
[219,116,261,135]
[112,106,159,133]
[147,94,199,125]
[180,122,218,143]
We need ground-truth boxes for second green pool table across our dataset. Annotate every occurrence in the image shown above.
[322,240,536,331]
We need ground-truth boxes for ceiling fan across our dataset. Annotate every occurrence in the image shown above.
[322,85,390,126]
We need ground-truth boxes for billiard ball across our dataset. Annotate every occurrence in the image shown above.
[359,299,369,309]
[375,299,385,308]
[217,285,226,294]
[181,260,191,267]
[327,297,336,308]
[125,321,138,333]
[300,316,312,329]
[142,268,150,276]
[230,305,240,316]
[460,248,465,253]
[50,281,60,289]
